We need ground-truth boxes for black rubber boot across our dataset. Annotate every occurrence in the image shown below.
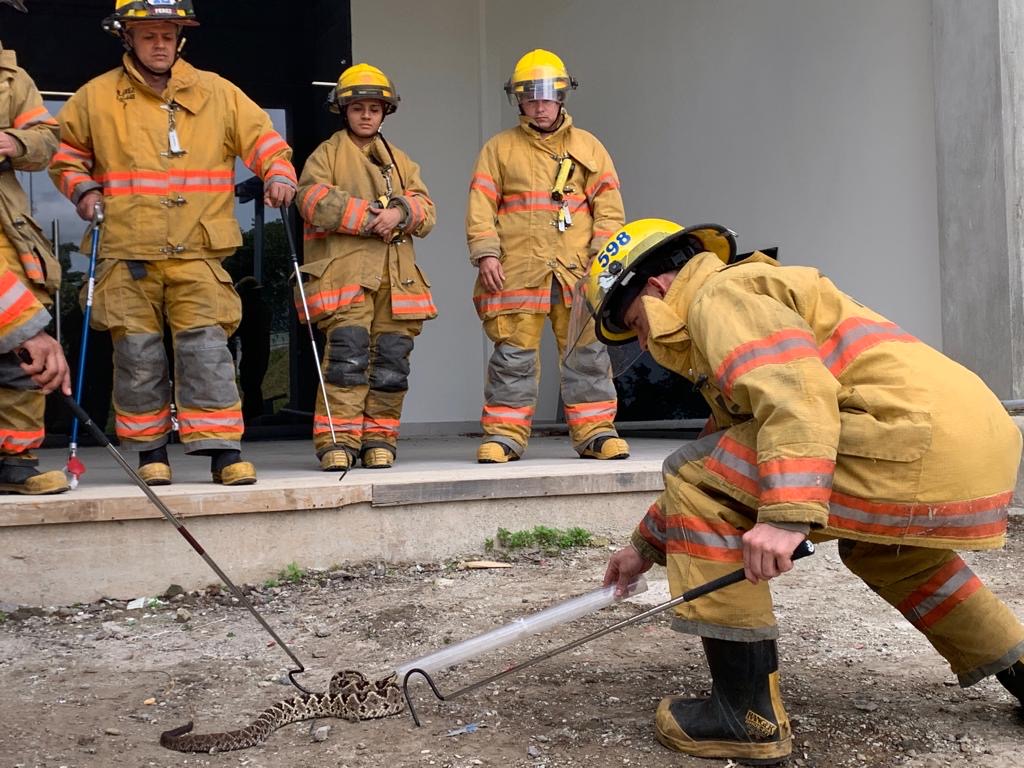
[655,637,792,765]
[997,659,1024,707]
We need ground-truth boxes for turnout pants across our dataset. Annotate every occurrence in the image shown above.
[0,238,47,458]
[637,426,1024,687]
[481,278,619,457]
[89,258,243,453]
[312,268,421,458]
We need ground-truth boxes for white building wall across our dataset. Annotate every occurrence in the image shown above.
[351,0,940,427]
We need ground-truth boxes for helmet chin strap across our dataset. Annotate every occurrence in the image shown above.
[122,27,185,79]
[522,105,566,134]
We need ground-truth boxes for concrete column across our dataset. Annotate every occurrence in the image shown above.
[933,0,1024,398]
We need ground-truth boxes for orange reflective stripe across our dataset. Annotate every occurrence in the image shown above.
[759,456,835,505]
[497,192,587,215]
[13,105,56,129]
[115,407,172,438]
[177,409,244,436]
[58,171,94,199]
[714,328,819,397]
[314,414,362,436]
[481,404,534,426]
[704,434,760,497]
[303,225,328,241]
[268,159,297,184]
[297,283,365,322]
[586,172,619,200]
[828,490,1010,542]
[339,197,370,234]
[474,288,552,314]
[470,174,499,201]
[300,183,331,222]
[819,317,918,377]
[897,557,983,630]
[564,399,617,426]
[636,501,666,551]
[363,417,400,438]
[391,292,436,316]
[0,272,38,328]
[54,142,94,166]
[17,252,44,283]
[98,169,235,196]
[0,427,45,452]
[665,515,745,562]
[245,131,289,172]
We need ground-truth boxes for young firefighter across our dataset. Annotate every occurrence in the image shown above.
[295,64,435,471]
[573,219,1024,764]
[49,0,297,486]
[465,49,629,464]
[0,0,69,494]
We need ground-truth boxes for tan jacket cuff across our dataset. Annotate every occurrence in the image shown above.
[630,529,666,567]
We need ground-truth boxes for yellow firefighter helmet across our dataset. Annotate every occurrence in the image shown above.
[102,0,198,36]
[329,63,400,115]
[579,219,736,345]
[504,49,578,106]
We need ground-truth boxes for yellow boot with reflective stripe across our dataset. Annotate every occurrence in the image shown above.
[580,436,630,460]
[655,638,791,765]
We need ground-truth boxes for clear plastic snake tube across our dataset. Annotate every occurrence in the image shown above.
[393,576,648,678]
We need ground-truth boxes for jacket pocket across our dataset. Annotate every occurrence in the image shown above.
[201,218,243,251]
[837,410,932,462]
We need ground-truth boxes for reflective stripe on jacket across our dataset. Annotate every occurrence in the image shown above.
[465,112,624,319]
[642,251,1021,550]
[0,260,48,353]
[296,130,435,321]
[50,55,296,260]
[0,45,60,293]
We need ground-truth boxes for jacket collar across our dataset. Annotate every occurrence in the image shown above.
[122,54,205,112]
[0,45,17,73]
[518,109,573,140]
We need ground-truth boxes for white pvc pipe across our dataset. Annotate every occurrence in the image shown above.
[394,576,648,678]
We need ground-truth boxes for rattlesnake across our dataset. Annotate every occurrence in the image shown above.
[160,670,404,753]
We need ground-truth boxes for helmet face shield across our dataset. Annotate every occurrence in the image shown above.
[506,78,571,106]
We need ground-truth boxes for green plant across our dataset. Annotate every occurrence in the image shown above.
[263,577,280,588]
[483,537,494,552]
[0,611,7,624]
[281,562,304,583]
[493,525,593,552]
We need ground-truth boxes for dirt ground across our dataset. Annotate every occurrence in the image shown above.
[2,519,1024,768]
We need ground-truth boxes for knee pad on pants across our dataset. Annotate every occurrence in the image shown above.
[174,326,238,408]
[114,333,169,411]
[326,326,370,387]
[369,333,414,392]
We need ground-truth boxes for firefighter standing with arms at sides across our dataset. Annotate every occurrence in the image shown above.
[49,0,297,486]
[576,219,1024,764]
[466,49,629,464]
[0,0,70,494]
[295,63,436,471]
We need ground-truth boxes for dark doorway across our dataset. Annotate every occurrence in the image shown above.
[5,1,351,442]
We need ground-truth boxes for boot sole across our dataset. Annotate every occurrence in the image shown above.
[655,729,791,765]
[0,483,69,495]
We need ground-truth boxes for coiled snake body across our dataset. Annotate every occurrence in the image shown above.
[160,670,404,753]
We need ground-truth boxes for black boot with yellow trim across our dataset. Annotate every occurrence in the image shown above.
[655,637,792,765]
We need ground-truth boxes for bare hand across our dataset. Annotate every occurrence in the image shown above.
[603,544,654,598]
[368,206,403,239]
[742,523,807,584]
[17,331,71,395]
[264,181,295,208]
[477,256,505,293]
[75,190,103,221]
[0,131,18,158]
